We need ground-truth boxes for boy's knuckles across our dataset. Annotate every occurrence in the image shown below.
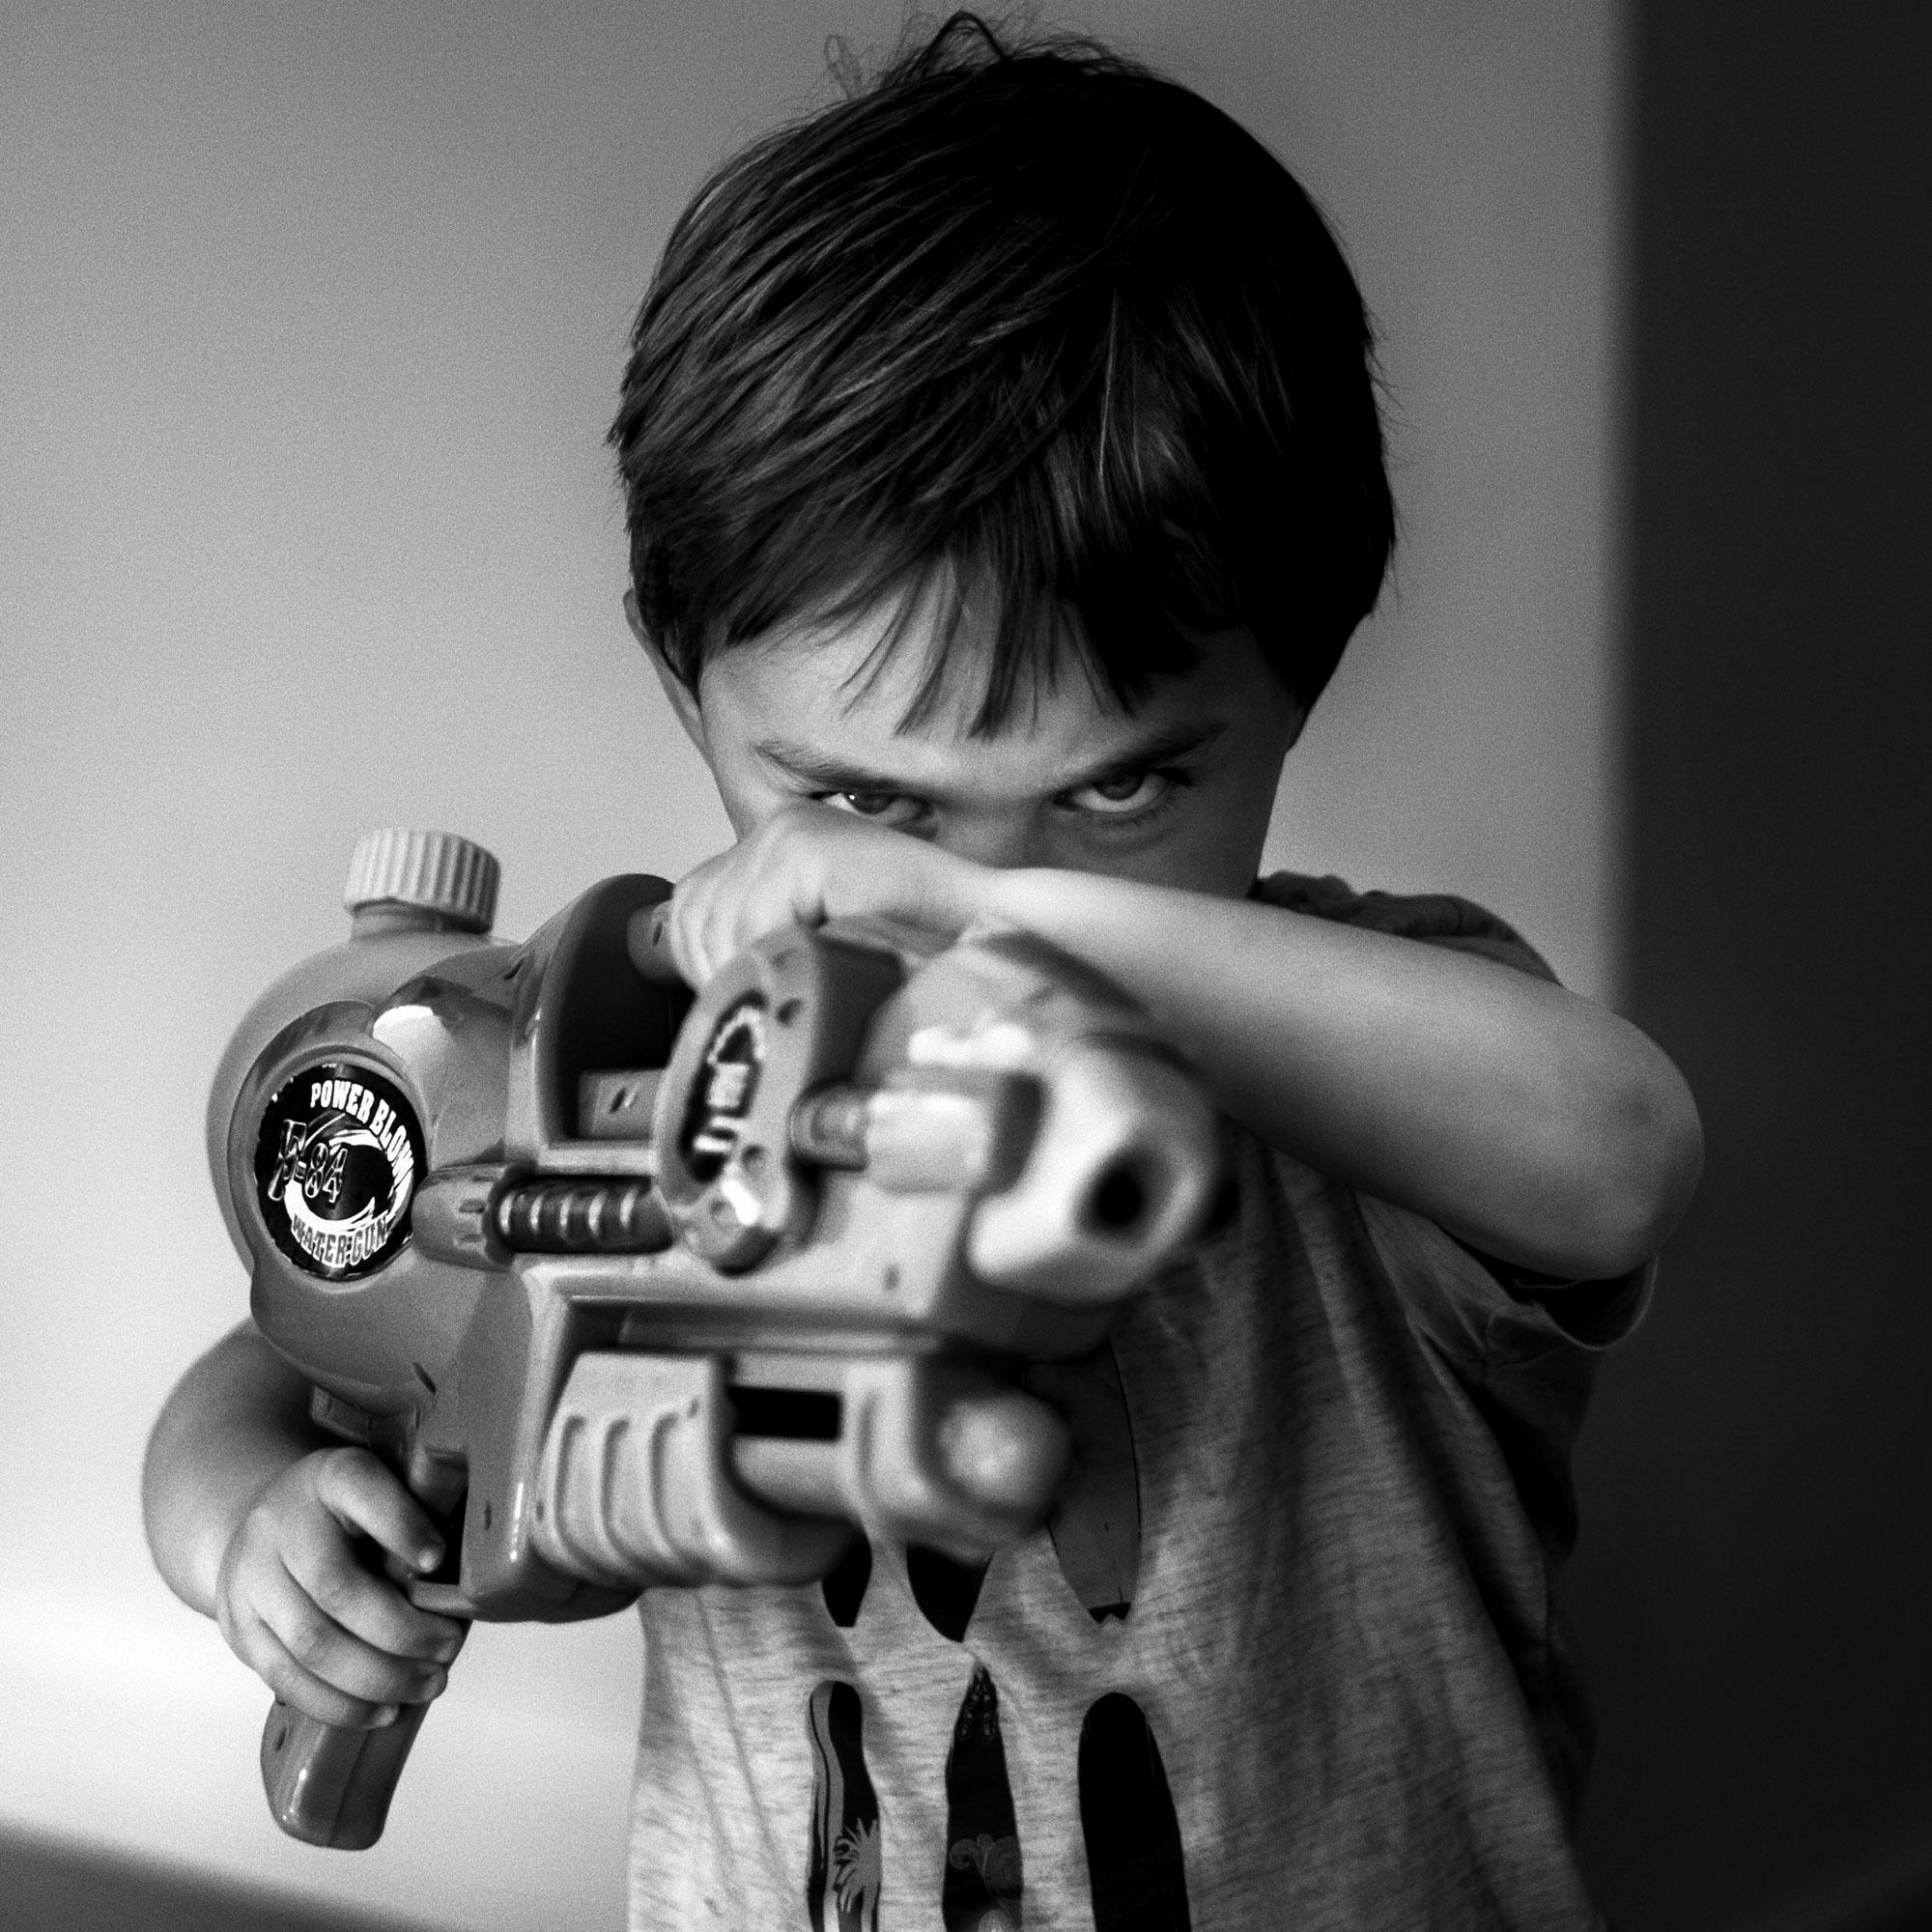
[404,1615,467,1662]
[296,1635,410,1708]
[218,1606,269,1674]
[217,1548,280,1633]
[368,1608,443,1660]
[279,1603,354,1675]
[314,1444,392,1510]
[304,1562,374,1625]
[280,1669,383,1729]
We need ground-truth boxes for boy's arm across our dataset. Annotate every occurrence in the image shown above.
[144,1321,463,1726]
[144,1321,324,1615]
[662,808,1703,1283]
[982,867,1702,1281]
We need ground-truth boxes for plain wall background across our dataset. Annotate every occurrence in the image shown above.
[1,2,1624,1925]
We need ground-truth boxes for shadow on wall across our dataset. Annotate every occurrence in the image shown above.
[1566,5,1932,1932]
[0,1829,437,1932]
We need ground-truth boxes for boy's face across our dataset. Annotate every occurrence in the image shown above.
[636,590,1303,901]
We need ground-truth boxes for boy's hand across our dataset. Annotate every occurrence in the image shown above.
[215,1447,467,1732]
[663,803,992,984]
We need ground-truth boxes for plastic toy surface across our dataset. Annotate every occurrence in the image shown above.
[210,831,1222,1849]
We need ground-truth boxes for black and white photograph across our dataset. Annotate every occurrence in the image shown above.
[2,4,1924,1928]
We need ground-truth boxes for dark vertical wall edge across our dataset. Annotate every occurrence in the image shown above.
[1571,6,1932,1928]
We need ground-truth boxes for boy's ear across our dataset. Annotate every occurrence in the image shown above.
[625,591,707,758]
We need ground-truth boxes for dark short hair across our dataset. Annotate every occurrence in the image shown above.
[610,12,1394,731]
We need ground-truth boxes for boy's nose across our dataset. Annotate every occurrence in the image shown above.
[931,812,1045,872]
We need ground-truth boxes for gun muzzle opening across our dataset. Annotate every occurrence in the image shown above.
[963,1041,1221,1302]
[1084,1159,1149,1234]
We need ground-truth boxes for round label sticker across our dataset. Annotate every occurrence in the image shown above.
[254,1061,424,1280]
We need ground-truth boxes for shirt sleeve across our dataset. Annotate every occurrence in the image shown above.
[1252,869,1652,1357]
[1251,869,1562,983]
[1356,1191,1655,1365]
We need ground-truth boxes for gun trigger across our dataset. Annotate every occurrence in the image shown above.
[309,1387,377,1446]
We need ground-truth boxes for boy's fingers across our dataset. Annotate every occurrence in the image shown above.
[307,1448,446,1575]
[668,816,840,985]
[650,884,703,986]
[628,901,688,985]
[669,810,979,993]
[678,881,757,985]
[663,903,711,987]
[279,1530,466,1665]
[663,847,743,986]
[249,1556,453,1707]
[228,1607,418,1732]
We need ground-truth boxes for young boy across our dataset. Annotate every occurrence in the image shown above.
[145,18,1701,1929]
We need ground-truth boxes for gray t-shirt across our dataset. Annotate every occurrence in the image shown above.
[625,878,1646,1930]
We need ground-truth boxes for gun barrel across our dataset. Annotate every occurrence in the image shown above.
[788,1082,871,1169]
[789,1071,1039,1195]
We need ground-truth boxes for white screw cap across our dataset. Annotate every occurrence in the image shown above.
[343,829,500,933]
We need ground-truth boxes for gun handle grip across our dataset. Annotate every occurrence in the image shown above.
[260,1696,430,1849]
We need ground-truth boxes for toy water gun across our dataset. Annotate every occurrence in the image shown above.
[208,830,1221,1850]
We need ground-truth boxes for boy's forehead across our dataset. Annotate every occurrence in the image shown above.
[697,599,1289,791]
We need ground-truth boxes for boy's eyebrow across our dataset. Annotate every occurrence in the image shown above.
[751,740,912,793]
[751,719,1229,795]
[1075,719,1229,778]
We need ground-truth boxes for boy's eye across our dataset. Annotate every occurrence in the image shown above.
[821,790,923,828]
[1063,770,1176,816]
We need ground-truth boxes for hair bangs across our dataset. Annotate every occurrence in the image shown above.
[611,13,1393,726]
